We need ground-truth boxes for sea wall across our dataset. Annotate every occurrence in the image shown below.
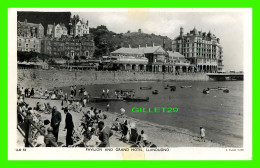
[18,69,209,88]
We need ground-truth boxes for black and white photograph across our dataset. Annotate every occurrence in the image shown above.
[9,8,252,160]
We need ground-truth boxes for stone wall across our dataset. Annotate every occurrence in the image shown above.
[18,69,209,88]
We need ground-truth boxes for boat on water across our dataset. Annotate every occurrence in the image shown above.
[152,90,158,94]
[164,87,168,89]
[208,88,219,91]
[115,89,134,93]
[91,97,123,102]
[223,89,229,93]
[218,87,228,90]
[180,86,192,88]
[202,89,210,94]
[170,86,176,91]
[140,87,152,90]
[167,85,175,87]
[123,97,149,102]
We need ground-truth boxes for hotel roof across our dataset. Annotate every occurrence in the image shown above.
[111,46,167,55]
[167,51,185,59]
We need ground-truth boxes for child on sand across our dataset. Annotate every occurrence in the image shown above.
[200,127,205,142]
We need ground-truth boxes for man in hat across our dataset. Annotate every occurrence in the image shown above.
[51,106,62,142]
[63,107,74,147]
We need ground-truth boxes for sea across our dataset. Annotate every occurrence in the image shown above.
[62,81,243,147]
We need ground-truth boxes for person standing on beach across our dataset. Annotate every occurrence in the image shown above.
[51,106,62,142]
[25,88,28,98]
[63,107,74,147]
[21,87,25,99]
[200,127,206,142]
[70,86,74,97]
[30,88,34,97]
[97,121,113,147]
[106,89,110,98]
[101,89,105,98]
[107,103,110,112]
[83,98,87,107]
[74,85,77,96]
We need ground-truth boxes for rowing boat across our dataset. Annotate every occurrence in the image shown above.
[91,97,124,102]
[123,97,149,102]
[218,87,228,90]
[202,89,210,94]
[152,90,158,94]
[140,87,152,90]
[180,86,192,88]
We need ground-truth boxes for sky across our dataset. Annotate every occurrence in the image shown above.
[73,10,246,71]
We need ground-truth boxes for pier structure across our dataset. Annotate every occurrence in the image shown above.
[207,73,244,81]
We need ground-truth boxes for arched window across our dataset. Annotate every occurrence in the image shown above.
[85,51,89,56]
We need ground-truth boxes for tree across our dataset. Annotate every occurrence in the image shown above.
[71,14,80,24]
[96,25,108,31]
[17,51,38,62]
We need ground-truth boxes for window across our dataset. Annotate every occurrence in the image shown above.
[26,44,28,47]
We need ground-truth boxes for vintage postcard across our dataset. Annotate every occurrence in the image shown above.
[8,8,252,160]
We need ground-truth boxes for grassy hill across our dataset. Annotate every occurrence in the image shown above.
[90,26,173,58]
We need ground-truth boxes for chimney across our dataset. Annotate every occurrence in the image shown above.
[129,44,131,48]
[163,38,165,49]
[180,26,183,37]
[53,22,55,38]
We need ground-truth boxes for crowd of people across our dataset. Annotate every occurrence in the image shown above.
[17,85,157,148]
[17,84,113,147]
[111,118,155,147]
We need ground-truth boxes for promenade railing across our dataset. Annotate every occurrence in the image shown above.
[17,112,58,147]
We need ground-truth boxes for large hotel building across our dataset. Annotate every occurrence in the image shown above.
[172,27,224,73]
